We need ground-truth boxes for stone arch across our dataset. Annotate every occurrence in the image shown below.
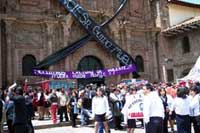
[77,55,105,87]
[22,54,36,76]
[135,55,144,72]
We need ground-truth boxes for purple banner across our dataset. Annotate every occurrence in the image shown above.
[33,64,136,79]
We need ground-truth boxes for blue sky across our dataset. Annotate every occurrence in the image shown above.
[180,0,200,4]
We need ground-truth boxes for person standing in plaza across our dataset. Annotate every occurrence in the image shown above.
[10,86,28,133]
[79,90,91,126]
[121,87,137,133]
[110,88,123,130]
[189,85,200,133]
[158,87,170,133]
[58,89,69,123]
[165,84,176,132]
[69,90,79,128]
[143,84,165,133]
[92,88,110,133]
[5,95,14,133]
[48,90,59,124]
[25,92,34,133]
[44,90,51,119]
[171,87,190,133]
[37,90,45,120]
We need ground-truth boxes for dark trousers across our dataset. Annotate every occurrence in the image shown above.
[59,106,68,122]
[163,115,169,133]
[138,119,144,127]
[7,120,14,133]
[27,120,34,133]
[145,117,163,133]
[176,114,191,133]
[70,113,78,127]
[114,116,122,129]
[190,116,200,133]
[14,124,27,133]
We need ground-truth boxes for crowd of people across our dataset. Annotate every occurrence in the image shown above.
[0,80,200,133]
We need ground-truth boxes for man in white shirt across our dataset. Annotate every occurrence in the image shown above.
[189,86,200,133]
[143,84,165,133]
[58,89,69,122]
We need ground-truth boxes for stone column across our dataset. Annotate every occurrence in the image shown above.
[61,22,71,47]
[109,21,121,82]
[61,22,71,71]
[151,32,160,81]
[125,29,134,79]
[61,15,74,71]
[4,20,14,85]
[45,22,54,70]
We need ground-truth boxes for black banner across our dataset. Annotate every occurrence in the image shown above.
[59,0,133,66]
[35,0,137,72]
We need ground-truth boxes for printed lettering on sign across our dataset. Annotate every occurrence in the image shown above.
[59,0,134,66]
[34,0,137,70]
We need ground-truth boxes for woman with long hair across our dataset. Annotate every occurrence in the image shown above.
[158,88,169,133]
[92,88,109,133]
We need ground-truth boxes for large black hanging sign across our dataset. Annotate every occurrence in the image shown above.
[59,0,134,66]
[35,0,137,70]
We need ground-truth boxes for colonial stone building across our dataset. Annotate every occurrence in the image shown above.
[158,0,200,82]
[0,0,162,88]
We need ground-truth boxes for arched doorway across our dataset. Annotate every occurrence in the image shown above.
[77,56,105,88]
[22,55,36,76]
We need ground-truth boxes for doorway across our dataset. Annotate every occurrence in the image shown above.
[77,56,105,88]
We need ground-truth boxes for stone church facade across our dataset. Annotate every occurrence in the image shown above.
[0,0,160,88]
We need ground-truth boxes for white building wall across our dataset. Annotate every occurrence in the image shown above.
[169,4,200,26]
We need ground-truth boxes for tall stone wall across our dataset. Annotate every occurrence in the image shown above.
[0,0,158,85]
[171,30,200,79]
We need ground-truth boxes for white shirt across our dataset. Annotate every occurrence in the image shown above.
[110,93,123,101]
[122,94,143,124]
[167,94,174,111]
[59,94,68,106]
[189,94,200,116]
[172,96,190,115]
[143,91,165,123]
[92,96,109,116]
[56,91,62,97]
